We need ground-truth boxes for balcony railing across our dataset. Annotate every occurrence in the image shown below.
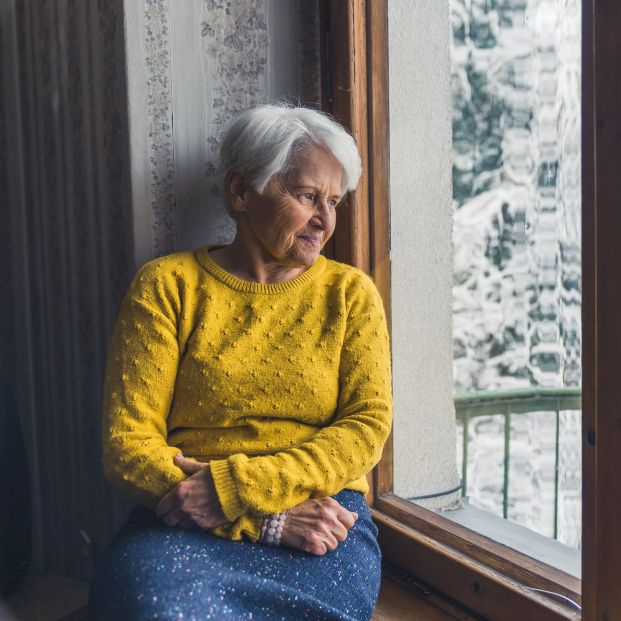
[455,387,582,540]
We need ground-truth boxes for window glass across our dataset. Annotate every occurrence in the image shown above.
[389,0,581,570]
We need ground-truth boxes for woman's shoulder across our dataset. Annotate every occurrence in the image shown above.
[321,256,372,284]
[135,250,200,278]
[322,256,379,292]
[321,257,385,316]
[127,250,203,302]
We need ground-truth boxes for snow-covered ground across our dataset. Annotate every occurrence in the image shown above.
[450,0,582,548]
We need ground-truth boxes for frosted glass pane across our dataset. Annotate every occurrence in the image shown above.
[451,0,582,549]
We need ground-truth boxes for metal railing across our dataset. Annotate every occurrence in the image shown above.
[455,387,581,539]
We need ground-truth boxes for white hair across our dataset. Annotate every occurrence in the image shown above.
[218,103,362,218]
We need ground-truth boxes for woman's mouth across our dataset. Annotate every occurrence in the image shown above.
[299,236,321,247]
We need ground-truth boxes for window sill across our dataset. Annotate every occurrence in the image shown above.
[436,501,581,580]
[374,494,581,620]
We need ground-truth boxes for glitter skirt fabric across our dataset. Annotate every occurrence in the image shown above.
[87,490,381,620]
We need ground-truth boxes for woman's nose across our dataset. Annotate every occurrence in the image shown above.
[310,200,331,227]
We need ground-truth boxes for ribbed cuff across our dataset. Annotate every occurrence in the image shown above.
[209,512,263,543]
[209,458,246,521]
[243,514,263,543]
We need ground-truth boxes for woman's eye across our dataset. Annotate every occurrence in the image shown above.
[328,199,339,209]
[300,192,315,202]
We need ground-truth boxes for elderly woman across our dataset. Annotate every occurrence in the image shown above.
[87,104,393,621]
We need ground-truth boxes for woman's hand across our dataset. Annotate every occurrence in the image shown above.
[155,454,228,531]
[159,454,358,555]
[280,497,359,556]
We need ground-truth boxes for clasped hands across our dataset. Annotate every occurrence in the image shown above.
[155,454,358,556]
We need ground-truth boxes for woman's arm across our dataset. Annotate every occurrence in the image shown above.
[208,275,393,521]
[101,267,185,509]
[101,262,264,540]
[168,455,359,551]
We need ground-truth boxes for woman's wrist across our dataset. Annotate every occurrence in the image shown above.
[259,510,288,546]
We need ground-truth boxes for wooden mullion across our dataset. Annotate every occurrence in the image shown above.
[366,0,391,329]
[582,1,621,619]
[349,0,369,273]
[320,0,369,273]
[581,1,595,619]
[366,0,393,502]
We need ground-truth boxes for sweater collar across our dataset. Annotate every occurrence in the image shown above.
[194,245,327,294]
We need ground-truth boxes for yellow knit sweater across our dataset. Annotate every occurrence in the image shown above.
[102,244,392,542]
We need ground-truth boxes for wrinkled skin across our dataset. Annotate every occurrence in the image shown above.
[209,144,343,283]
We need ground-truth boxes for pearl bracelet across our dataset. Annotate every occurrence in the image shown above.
[259,511,288,546]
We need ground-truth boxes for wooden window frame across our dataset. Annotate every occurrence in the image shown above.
[320,1,621,620]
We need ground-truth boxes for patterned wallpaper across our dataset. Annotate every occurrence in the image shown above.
[144,0,176,255]
[200,0,270,246]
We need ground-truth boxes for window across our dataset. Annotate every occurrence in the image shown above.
[395,0,582,565]
[448,0,583,554]
[320,0,621,619]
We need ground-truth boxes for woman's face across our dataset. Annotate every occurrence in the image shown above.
[232,144,343,268]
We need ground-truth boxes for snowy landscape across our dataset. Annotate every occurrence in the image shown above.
[450,0,582,548]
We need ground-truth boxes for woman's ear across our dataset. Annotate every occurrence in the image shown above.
[227,171,249,215]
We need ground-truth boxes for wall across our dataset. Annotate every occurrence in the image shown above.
[388,0,461,507]
[1,0,319,581]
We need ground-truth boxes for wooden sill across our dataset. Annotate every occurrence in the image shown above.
[374,509,581,621]
[375,495,581,603]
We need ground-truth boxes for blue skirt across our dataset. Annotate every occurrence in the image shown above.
[87,490,381,620]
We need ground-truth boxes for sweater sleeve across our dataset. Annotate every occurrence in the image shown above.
[101,263,263,541]
[208,275,393,520]
[101,265,184,510]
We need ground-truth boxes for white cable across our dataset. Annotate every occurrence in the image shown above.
[527,587,581,611]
